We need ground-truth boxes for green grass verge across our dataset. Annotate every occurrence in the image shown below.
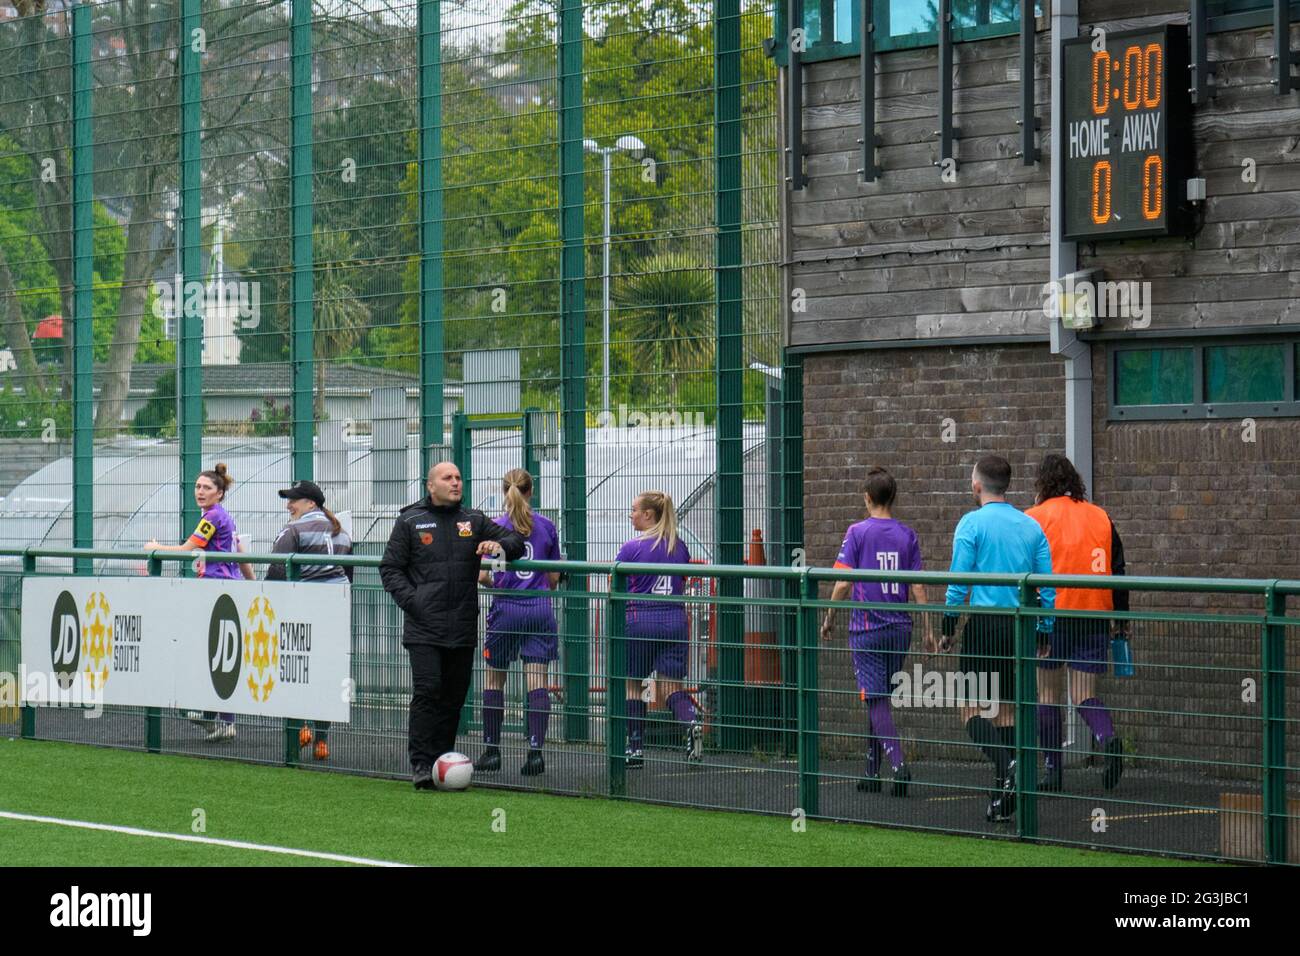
[0,738,1206,867]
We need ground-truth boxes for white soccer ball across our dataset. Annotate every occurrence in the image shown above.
[433,752,474,791]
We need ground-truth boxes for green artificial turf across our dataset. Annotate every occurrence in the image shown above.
[0,738,1206,867]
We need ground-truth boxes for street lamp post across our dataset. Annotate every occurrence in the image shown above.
[583,135,645,420]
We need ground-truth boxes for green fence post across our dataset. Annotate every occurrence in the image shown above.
[1263,584,1287,863]
[284,556,301,766]
[559,0,589,745]
[418,0,446,475]
[780,358,804,753]
[19,549,35,739]
[145,556,162,753]
[178,0,202,542]
[70,0,92,575]
[607,565,627,796]
[522,406,540,497]
[1016,575,1038,839]
[797,569,819,816]
[452,412,469,490]
[715,0,745,754]
[290,0,314,481]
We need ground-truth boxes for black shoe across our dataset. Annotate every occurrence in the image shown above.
[474,746,502,773]
[856,772,882,793]
[412,764,434,791]
[1038,766,1063,793]
[520,749,545,776]
[891,763,912,798]
[1102,736,1124,790]
[624,748,644,769]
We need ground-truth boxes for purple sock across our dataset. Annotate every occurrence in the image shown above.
[867,697,904,771]
[627,699,646,751]
[1079,697,1115,744]
[1038,703,1063,770]
[482,689,504,746]
[666,690,697,724]
[525,688,550,750]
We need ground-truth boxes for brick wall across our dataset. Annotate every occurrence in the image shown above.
[803,344,1065,764]
[802,344,1299,780]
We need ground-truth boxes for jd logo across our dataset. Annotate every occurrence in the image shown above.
[207,594,242,699]
[50,590,80,689]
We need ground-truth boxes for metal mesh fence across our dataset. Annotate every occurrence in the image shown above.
[4,551,1298,865]
[0,0,788,581]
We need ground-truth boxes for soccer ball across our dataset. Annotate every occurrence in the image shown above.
[433,752,473,791]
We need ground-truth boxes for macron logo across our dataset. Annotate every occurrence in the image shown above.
[50,885,151,936]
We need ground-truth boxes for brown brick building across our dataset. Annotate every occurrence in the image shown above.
[775,0,1300,796]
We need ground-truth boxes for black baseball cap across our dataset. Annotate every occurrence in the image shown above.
[278,480,324,506]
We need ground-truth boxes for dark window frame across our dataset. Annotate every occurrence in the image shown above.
[769,0,1300,65]
[1109,336,1300,421]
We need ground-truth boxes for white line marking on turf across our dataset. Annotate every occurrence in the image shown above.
[0,810,411,867]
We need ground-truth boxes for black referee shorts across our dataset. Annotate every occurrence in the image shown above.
[959,613,1018,705]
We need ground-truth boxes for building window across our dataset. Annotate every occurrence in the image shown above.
[1115,348,1194,407]
[773,1,1298,63]
[774,0,1042,64]
[1110,338,1300,420]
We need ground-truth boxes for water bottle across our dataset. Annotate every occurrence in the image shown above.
[1111,634,1134,678]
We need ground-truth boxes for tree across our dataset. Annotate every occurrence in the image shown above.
[612,252,714,406]
[311,227,370,420]
[0,1,376,433]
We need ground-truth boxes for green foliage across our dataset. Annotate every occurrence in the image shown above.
[131,371,203,438]
[249,395,290,438]
[0,379,70,439]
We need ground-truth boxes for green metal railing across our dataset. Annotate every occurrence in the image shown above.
[1,545,1295,865]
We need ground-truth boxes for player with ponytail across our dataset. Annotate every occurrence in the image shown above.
[475,469,562,777]
[147,462,254,742]
[615,490,699,768]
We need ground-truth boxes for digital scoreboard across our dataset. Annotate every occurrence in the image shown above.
[1061,25,1192,240]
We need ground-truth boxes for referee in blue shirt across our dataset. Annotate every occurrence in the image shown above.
[942,455,1055,822]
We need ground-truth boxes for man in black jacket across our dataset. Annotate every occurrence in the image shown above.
[380,461,526,789]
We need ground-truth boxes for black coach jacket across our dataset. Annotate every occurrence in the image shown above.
[379,497,526,648]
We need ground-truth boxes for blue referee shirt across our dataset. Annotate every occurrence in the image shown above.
[944,501,1055,629]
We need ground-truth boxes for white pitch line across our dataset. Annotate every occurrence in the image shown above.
[0,810,411,867]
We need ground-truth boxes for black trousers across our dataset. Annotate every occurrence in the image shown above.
[406,644,475,769]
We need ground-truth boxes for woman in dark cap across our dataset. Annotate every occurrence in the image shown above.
[266,479,353,760]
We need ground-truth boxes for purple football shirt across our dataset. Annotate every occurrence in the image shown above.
[833,517,922,631]
[189,502,240,580]
[490,512,561,592]
[615,535,691,607]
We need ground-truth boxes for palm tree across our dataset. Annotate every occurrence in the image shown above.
[312,229,371,422]
[612,251,714,406]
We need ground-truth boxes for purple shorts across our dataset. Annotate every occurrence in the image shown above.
[848,624,911,699]
[1038,618,1108,674]
[625,605,689,681]
[484,598,558,669]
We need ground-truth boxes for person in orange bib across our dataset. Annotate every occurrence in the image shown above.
[1026,454,1128,793]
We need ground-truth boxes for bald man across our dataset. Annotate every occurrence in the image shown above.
[381,462,526,790]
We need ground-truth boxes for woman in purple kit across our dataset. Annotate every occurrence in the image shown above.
[821,467,930,796]
[147,462,254,743]
[474,469,562,777]
[615,490,700,768]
